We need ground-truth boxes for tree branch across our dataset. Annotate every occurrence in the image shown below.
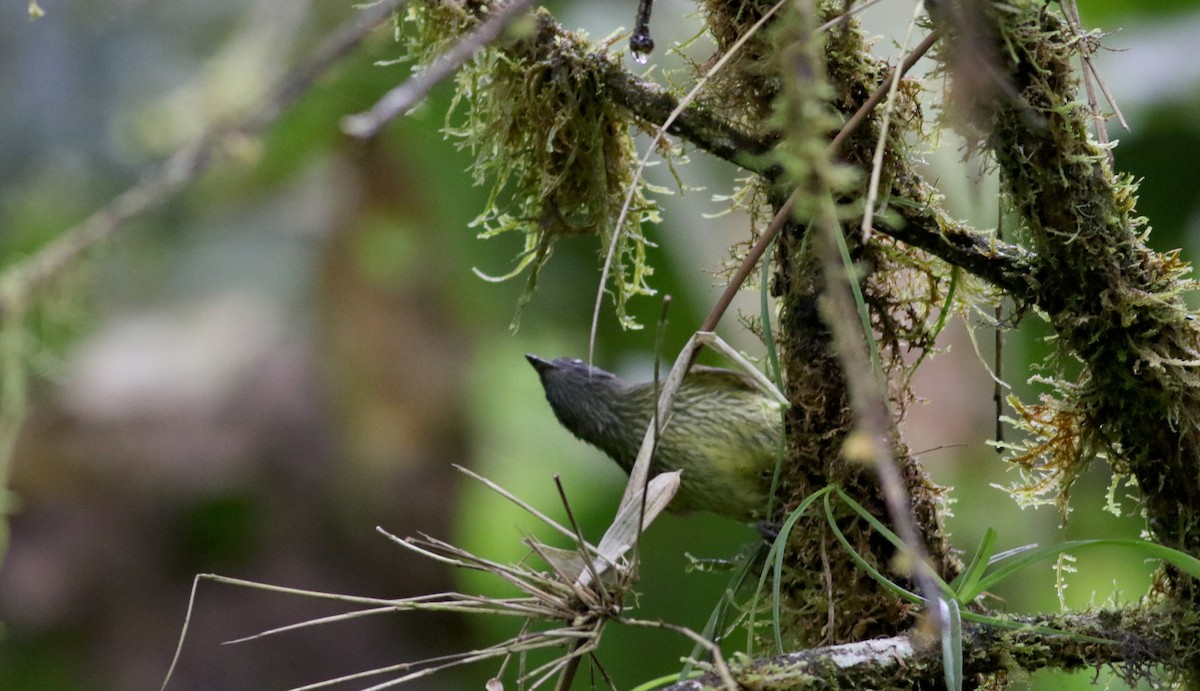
[573,22,1043,305]
[0,0,405,325]
[600,64,777,173]
[931,0,1200,610]
[341,0,539,137]
[888,167,1040,304]
[662,609,1174,690]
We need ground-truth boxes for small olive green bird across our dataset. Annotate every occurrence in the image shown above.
[526,354,782,523]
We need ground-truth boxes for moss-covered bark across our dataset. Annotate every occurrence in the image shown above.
[746,1,960,647]
[931,1,1200,614]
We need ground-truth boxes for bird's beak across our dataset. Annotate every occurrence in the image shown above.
[525,353,553,374]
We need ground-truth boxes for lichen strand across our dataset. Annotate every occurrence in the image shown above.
[764,3,958,648]
[405,4,658,328]
[943,2,1200,600]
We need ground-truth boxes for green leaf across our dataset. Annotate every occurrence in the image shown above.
[822,492,923,604]
[747,485,834,655]
[949,527,997,602]
[972,538,1200,597]
[832,488,955,598]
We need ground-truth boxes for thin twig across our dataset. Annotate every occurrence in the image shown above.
[159,575,203,691]
[342,0,539,137]
[619,617,738,691]
[300,633,577,691]
[551,475,605,602]
[699,30,941,339]
[452,464,582,547]
[1061,0,1128,136]
[588,0,790,365]
[550,639,590,691]
[0,0,405,327]
[860,1,926,242]
[588,650,619,691]
[832,30,940,154]
[994,203,1005,446]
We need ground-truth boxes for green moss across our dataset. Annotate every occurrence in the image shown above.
[931,0,1200,610]
[402,4,660,328]
[755,0,963,651]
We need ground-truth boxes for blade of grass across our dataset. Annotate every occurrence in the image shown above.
[941,597,963,691]
[744,486,834,655]
[904,265,959,390]
[831,221,883,378]
[831,488,955,597]
[949,527,997,598]
[680,543,762,680]
[821,492,923,604]
[759,237,788,521]
[769,487,837,652]
[970,538,1200,599]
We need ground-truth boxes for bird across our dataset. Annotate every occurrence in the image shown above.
[526,354,782,523]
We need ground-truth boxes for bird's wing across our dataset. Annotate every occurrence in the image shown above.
[685,366,761,392]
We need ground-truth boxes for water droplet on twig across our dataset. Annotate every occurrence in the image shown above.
[630,31,653,64]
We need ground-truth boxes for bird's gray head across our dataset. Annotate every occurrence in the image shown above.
[525,354,633,452]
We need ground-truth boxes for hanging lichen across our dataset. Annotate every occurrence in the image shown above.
[401,4,659,329]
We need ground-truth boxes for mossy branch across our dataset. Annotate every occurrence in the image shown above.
[572,25,1043,306]
[660,607,1187,690]
[931,0,1200,607]
[600,64,777,173]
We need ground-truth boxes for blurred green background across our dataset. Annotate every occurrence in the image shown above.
[1,1,1198,689]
